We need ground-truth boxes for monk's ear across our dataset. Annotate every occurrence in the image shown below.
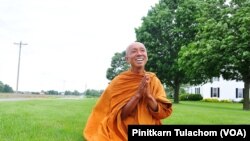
[125,56,129,63]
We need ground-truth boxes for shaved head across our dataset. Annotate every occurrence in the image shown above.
[126,42,146,57]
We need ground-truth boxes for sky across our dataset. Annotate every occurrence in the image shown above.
[0,0,159,92]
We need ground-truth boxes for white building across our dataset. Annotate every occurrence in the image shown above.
[186,76,244,102]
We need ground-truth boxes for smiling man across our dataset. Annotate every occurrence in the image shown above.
[83,42,172,141]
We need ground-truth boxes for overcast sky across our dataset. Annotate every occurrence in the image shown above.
[0,0,159,92]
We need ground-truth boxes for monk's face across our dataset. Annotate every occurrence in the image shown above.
[126,43,148,69]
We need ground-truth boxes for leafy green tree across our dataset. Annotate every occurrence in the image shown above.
[0,81,4,92]
[0,81,14,93]
[135,0,202,103]
[64,90,72,95]
[178,0,250,110]
[47,90,59,95]
[3,84,14,93]
[106,51,130,80]
[84,89,102,97]
[72,90,80,95]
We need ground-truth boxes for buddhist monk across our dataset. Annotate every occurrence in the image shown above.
[83,41,172,141]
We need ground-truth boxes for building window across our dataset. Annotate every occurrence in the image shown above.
[236,88,243,98]
[195,88,200,94]
[211,87,220,98]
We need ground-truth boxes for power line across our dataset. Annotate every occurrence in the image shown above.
[14,41,28,94]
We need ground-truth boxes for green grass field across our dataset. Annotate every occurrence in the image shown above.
[0,98,249,141]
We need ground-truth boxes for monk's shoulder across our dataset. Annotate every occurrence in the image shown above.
[115,70,130,78]
[147,71,163,83]
[110,70,129,82]
[146,71,156,77]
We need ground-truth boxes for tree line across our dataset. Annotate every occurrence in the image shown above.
[0,81,103,97]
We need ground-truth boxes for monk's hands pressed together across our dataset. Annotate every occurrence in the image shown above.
[137,74,152,99]
[121,74,158,120]
[140,74,158,112]
[144,74,153,99]
[121,74,150,120]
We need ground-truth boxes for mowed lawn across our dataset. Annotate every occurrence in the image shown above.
[0,98,250,141]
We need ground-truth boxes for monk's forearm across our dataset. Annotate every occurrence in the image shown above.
[146,96,158,112]
[121,94,141,120]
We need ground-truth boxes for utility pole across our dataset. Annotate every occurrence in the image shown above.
[14,41,28,94]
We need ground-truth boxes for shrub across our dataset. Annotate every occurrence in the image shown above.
[220,99,233,103]
[202,98,220,103]
[179,94,203,101]
[202,98,234,103]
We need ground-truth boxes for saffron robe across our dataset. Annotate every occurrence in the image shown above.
[83,70,172,141]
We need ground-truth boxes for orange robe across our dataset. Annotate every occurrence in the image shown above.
[83,70,172,141]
